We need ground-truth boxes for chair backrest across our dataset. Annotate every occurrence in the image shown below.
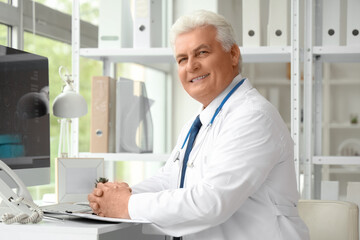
[298,200,359,240]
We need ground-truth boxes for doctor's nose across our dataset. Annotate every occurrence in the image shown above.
[186,58,200,72]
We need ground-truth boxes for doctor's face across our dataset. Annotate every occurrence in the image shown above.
[174,25,240,107]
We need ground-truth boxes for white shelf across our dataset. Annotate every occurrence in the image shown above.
[253,79,291,85]
[329,167,360,174]
[240,46,291,62]
[78,152,169,162]
[80,48,174,63]
[329,79,360,85]
[79,46,292,64]
[313,46,360,62]
[329,123,360,129]
[313,156,360,165]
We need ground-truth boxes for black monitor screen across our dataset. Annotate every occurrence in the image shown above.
[0,45,50,171]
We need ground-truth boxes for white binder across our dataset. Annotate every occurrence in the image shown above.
[322,0,340,46]
[98,0,133,48]
[267,0,288,46]
[347,0,360,46]
[242,0,261,46]
[133,0,162,48]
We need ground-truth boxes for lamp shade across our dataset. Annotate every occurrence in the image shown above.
[53,86,88,118]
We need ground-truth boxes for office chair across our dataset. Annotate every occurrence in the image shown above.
[298,200,359,240]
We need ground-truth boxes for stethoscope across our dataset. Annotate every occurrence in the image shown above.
[173,78,246,168]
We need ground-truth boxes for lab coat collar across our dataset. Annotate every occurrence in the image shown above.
[199,74,248,126]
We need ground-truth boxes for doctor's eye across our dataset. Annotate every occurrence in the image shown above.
[197,50,209,57]
[177,57,187,65]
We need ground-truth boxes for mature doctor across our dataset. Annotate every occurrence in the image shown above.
[88,10,310,240]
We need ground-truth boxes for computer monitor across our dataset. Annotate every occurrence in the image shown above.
[0,45,50,187]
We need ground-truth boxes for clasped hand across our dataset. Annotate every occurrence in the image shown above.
[88,181,132,219]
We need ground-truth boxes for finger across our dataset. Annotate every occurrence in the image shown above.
[88,193,97,202]
[90,202,99,211]
[116,182,130,188]
[104,181,116,187]
[94,188,103,197]
[98,182,116,189]
[111,184,132,193]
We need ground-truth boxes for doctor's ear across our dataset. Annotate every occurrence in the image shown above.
[230,44,240,67]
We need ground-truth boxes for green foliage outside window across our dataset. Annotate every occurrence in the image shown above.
[0,24,7,45]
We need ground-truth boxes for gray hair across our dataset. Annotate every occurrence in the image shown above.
[170,10,242,72]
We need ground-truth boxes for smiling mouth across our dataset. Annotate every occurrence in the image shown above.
[191,73,210,83]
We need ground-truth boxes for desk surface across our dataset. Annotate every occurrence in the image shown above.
[0,216,162,240]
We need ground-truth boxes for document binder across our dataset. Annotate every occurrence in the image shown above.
[346,0,360,46]
[90,76,116,153]
[242,0,261,46]
[115,78,153,153]
[322,0,340,46]
[98,0,133,48]
[267,0,288,46]
[133,0,162,48]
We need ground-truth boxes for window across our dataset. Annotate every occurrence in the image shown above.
[24,32,102,199]
[0,24,7,45]
[35,0,99,25]
[2,0,169,199]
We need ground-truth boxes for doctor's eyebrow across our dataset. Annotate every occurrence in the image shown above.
[193,44,211,53]
[175,44,212,59]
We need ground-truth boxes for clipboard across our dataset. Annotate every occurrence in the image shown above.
[66,212,151,223]
[44,211,150,223]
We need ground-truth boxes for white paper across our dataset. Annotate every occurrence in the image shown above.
[53,211,151,223]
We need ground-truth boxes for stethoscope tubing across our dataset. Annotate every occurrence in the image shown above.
[180,78,246,150]
[174,78,246,164]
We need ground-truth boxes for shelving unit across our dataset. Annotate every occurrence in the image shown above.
[313,46,360,62]
[303,0,360,199]
[71,0,301,184]
[79,46,293,64]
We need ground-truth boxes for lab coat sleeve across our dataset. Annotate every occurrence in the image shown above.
[128,107,284,236]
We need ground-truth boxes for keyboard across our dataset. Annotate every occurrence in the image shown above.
[41,202,92,214]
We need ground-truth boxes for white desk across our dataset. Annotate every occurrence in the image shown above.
[0,216,164,240]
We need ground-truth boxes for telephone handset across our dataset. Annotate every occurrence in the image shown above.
[0,159,43,224]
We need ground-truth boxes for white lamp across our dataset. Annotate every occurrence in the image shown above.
[53,66,88,157]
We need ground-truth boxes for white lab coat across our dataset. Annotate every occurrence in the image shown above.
[129,75,310,240]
